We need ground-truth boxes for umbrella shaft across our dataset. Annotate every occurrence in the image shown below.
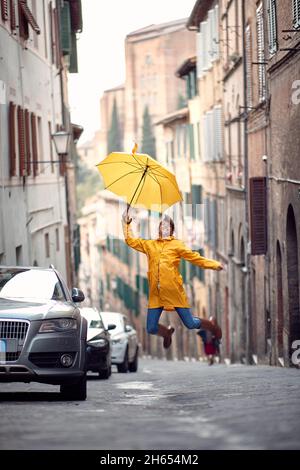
[128,167,148,210]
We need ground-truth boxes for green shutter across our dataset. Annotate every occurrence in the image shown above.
[69,31,78,73]
[60,2,72,55]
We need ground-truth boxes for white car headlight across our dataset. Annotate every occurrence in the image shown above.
[112,338,125,345]
[39,318,77,333]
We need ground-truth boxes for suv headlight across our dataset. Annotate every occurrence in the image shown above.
[39,318,77,333]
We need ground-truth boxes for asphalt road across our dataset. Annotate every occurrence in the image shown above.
[0,358,300,450]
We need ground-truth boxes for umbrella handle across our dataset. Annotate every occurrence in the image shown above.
[125,203,132,224]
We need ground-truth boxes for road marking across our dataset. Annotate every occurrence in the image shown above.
[115,381,154,391]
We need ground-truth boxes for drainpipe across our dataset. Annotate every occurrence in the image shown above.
[242,0,252,364]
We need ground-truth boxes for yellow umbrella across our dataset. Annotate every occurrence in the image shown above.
[96,145,183,213]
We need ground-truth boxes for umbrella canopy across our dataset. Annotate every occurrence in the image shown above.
[96,147,182,213]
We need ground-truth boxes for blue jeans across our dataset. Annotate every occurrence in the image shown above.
[147,307,201,334]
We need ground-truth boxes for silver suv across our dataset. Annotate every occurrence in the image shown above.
[0,266,87,400]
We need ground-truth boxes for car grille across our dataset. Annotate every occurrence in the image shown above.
[0,320,29,340]
[0,320,30,362]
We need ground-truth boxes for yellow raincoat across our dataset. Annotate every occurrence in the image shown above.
[123,222,221,310]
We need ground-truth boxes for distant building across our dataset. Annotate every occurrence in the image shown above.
[124,19,196,154]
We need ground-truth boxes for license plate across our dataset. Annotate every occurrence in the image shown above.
[0,339,6,363]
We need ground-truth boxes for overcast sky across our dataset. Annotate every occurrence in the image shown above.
[68,0,197,144]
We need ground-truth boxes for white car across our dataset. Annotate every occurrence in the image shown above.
[100,311,139,373]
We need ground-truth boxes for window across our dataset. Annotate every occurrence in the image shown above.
[268,0,278,54]
[1,0,8,21]
[10,0,16,32]
[250,177,267,255]
[17,106,26,176]
[55,228,60,251]
[24,110,31,176]
[191,185,202,220]
[37,116,43,167]
[256,3,267,102]
[197,122,201,160]
[48,121,54,173]
[293,0,300,28]
[188,124,195,160]
[197,5,219,77]
[203,107,223,162]
[245,25,253,108]
[8,102,17,177]
[31,113,38,176]
[18,0,41,40]
[45,233,50,258]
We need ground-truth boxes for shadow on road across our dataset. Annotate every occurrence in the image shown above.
[0,392,68,402]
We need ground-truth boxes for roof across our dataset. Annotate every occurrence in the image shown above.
[155,107,189,126]
[71,123,84,143]
[176,56,197,77]
[103,84,125,94]
[186,0,215,29]
[127,18,188,39]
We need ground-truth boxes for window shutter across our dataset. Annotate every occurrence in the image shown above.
[60,0,72,55]
[188,124,195,161]
[207,110,214,161]
[268,0,278,54]
[202,21,209,71]
[19,0,41,35]
[48,121,54,173]
[208,9,214,63]
[250,177,267,255]
[1,0,8,20]
[24,109,31,175]
[214,106,223,161]
[49,2,55,64]
[18,0,29,39]
[293,0,300,28]
[31,112,38,177]
[192,184,202,220]
[53,8,61,68]
[17,106,26,176]
[196,32,202,78]
[245,25,253,108]
[204,197,209,243]
[9,0,16,31]
[214,5,220,60]
[256,3,266,102]
[8,102,16,177]
[202,115,207,161]
[69,0,82,32]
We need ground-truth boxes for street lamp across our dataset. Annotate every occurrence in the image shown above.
[51,130,71,158]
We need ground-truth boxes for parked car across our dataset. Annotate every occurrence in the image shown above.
[0,266,87,400]
[80,307,115,379]
[100,311,139,373]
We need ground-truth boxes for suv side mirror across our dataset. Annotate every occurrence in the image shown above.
[72,288,85,303]
[107,324,116,331]
[125,325,133,333]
